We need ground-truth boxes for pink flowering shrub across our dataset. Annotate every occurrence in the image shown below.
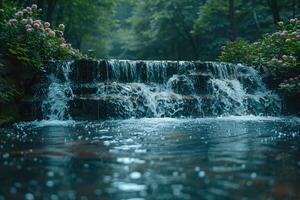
[219,18,300,95]
[0,4,82,70]
[279,75,300,95]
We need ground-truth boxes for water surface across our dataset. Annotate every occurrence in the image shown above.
[0,116,300,200]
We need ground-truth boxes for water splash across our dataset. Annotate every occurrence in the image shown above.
[41,60,282,119]
[42,61,74,120]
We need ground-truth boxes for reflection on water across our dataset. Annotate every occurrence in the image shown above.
[0,116,300,200]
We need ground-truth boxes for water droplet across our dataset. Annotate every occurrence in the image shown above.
[46,180,54,188]
[47,171,54,177]
[194,166,200,172]
[84,163,89,168]
[130,172,141,179]
[10,187,17,194]
[50,194,58,200]
[2,153,9,159]
[198,171,205,178]
[251,172,257,179]
[94,189,102,196]
[25,193,34,200]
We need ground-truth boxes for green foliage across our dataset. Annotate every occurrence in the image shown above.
[109,0,299,60]
[0,4,82,70]
[0,78,19,104]
[279,76,300,96]
[219,39,258,64]
[0,3,85,112]
[110,0,203,60]
[219,18,300,95]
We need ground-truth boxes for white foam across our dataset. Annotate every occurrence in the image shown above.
[15,120,76,128]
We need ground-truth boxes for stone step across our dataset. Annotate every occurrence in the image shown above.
[68,94,242,120]
[46,60,247,84]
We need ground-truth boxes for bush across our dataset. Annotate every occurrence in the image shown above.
[0,4,82,70]
[279,75,300,96]
[219,39,258,65]
[0,4,87,122]
[219,18,300,95]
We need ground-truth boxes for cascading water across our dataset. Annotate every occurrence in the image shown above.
[40,60,282,120]
[42,61,74,120]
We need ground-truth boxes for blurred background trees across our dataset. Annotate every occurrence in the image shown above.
[2,0,300,60]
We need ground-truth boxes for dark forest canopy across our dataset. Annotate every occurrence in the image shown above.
[1,0,299,60]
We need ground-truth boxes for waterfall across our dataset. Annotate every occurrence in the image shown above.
[40,60,282,120]
[41,61,74,120]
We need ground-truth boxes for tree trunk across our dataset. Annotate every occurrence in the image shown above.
[229,0,238,40]
[55,3,65,25]
[268,0,281,25]
[292,0,296,18]
[251,0,261,33]
[46,0,57,23]
[37,0,44,9]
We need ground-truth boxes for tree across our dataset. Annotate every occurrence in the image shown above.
[268,0,281,25]
[229,0,238,40]
[109,0,205,60]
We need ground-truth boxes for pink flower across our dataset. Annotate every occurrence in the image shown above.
[291,32,297,36]
[21,19,27,24]
[22,9,27,13]
[45,28,51,32]
[33,20,41,25]
[33,23,40,28]
[40,28,45,32]
[26,7,32,13]
[27,18,33,24]
[15,11,23,17]
[26,28,34,32]
[31,4,38,10]
[44,22,50,28]
[25,24,32,29]
[8,19,18,26]
[48,30,56,37]
[282,55,288,60]
[58,24,65,30]
[60,43,68,48]
[271,57,277,62]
